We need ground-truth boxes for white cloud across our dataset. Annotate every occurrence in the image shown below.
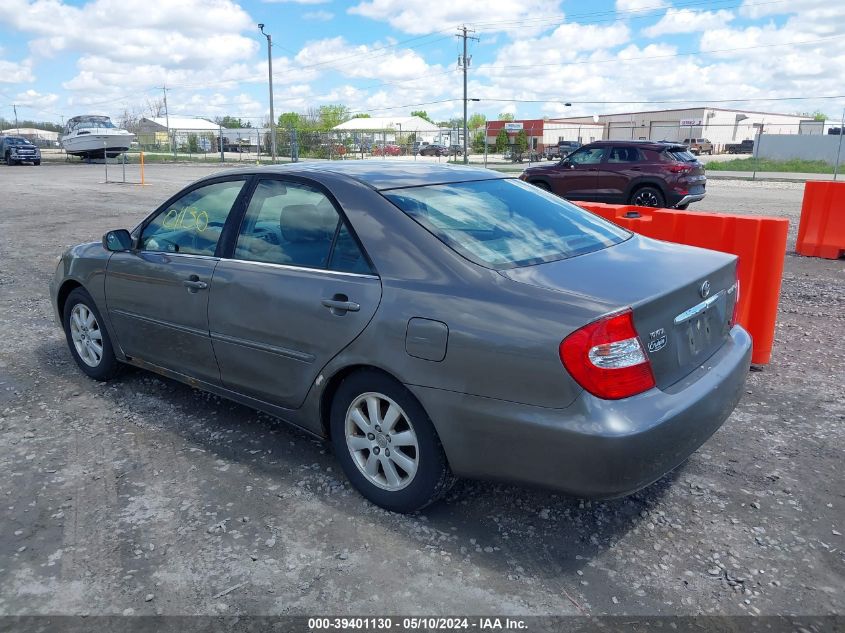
[15,88,58,107]
[615,0,667,13]
[643,8,734,37]
[262,0,329,3]
[738,0,828,19]
[303,10,334,21]
[0,0,256,66]
[0,58,34,83]
[348,0,564,35]
[294,36,445,81]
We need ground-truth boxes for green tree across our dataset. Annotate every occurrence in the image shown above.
[216,116,250,128]
[352,113,371,118]
[279,112,305,130]
[468,113,487,130]
[497,112,515,122]
[278,112,305,129]
[317,104,350,130]
[515,129,528,153]
[813,110,828,122]
[495,128,508,152]
[187,133,199,153]
[411,110,434,124]
[471,130,486,153]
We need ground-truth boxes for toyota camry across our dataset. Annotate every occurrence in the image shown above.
[50,162,751,512]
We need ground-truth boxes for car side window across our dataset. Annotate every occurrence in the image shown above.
[235,179,372,274]
[329,223,373,274]
[608,147,641,163]
[568,147,605,165]
[140,180,245,256]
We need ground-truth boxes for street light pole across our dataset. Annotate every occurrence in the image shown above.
[259,24,277,163]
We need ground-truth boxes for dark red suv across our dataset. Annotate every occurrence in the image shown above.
[519,140,706,209]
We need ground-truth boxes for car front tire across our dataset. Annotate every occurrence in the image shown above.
[330,370,454,513]
[62,288,121,381]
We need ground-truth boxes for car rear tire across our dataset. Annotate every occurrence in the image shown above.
[330,370,454,513]
[34,160,41,166]
[630,186,665,208]
[532,181,551,192]
[62,288,121,381]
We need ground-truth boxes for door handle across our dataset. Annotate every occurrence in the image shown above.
[321,295,360,314]
[183,275,208,291]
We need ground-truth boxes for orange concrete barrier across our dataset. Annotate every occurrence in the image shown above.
[576,202,788,365]
[796,181,845,259]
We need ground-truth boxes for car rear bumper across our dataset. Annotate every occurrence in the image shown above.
[410,325,751,498]
[675,192,706,207]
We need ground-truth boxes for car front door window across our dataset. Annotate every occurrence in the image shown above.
[140,180,246,256]
[568,147,605,165]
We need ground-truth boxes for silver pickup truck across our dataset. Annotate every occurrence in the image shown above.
[1,135,41,165]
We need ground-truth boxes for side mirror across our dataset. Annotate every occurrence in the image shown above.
[103,229,133,252]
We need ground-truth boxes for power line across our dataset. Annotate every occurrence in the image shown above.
[479,34,845,71]
[468,0,787,30]
[475,94,845,104]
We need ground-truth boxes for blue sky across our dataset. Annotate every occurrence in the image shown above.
[1,0,842,127]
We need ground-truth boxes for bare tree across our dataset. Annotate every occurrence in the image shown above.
[146,97,166,118]
[118,106,143,133]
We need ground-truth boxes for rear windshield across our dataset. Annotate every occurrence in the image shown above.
[382,178,630,269]
[664,148,697,162]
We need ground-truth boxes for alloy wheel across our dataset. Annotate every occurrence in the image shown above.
[69,303,103,367]
[633,190,660,207]
[344,392,419,491]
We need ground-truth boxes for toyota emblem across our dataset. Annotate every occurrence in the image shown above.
[699,280,711,299]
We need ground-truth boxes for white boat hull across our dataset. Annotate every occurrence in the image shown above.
[62,132,135,158]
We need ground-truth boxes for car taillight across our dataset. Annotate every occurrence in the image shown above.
[729,264,741,326]
[668,163,691,173]
[559,309,656,400]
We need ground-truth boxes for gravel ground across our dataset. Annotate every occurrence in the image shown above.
[0,163,842,618]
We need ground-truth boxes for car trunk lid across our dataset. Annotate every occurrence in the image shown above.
[500,234,739,390]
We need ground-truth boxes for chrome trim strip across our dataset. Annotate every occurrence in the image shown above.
[676,193,706,206]
[110,309,209,338]
[136,251,220,261]
[210,331,315,363]
[674,289,725,325]
[223,258,379,280]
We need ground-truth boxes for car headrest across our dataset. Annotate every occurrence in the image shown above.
[279,204,337,243]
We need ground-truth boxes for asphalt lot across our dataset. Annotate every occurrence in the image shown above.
[0,162,842,617]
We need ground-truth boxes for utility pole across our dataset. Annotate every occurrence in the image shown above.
[13,104,19,133]
[457,25,478,164]
[259,24,277,163]
[160,84,173,157]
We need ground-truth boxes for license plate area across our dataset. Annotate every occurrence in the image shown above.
[674,290,727,363]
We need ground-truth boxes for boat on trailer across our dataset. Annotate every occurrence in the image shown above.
[62,115,135,158]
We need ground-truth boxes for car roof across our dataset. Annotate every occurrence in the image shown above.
[207,160,508,191]
[585,139,687,150]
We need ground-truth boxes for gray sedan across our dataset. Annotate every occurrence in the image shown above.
[50,162,751,512]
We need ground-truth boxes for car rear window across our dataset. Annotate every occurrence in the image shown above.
[664,148,697,162]
[382,178,630,269]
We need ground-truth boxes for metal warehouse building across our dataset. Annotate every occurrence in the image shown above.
[552,107,814,152]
